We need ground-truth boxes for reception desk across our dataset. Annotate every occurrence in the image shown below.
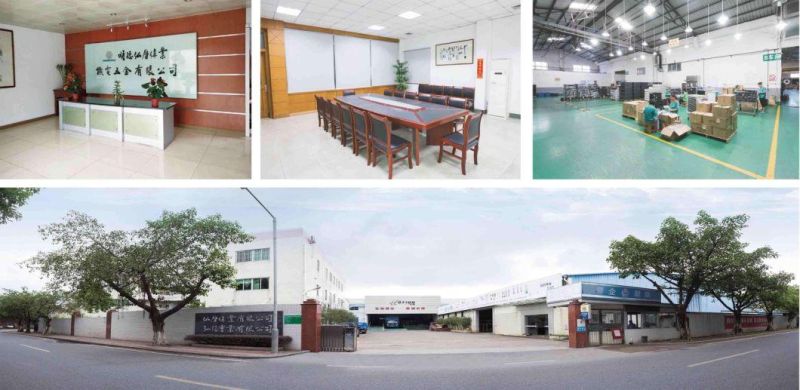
[59,97,176,150]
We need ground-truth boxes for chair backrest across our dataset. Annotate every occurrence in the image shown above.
[432,85,444,95]
[431,95,448,105]
[452,87,463,97]
[418,93,432,102]
[418,84,431,94]
[383,89,393,96]
[462,87,475,99]
[448,97,467,109]
[338,102,353,129]
[463,112,483,143]
[393,90,405,98]
[315,96,324,114]
[343,90,356,96]
[367,112,391,146]
[331,101,343,125]
[404,91,418,100]
[443,86,454,97]
[351,107,368,136]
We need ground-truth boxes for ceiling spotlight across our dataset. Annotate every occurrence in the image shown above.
[685,25,693,33]
[616,48,623,55]
[717,14,729,25]
[777,20,787,30]
[590,38,599,46]
[602,30,610,37]
[660,34,667,41]
[643,3,656,16]
[643,41,648,46]
[734,32,742,40]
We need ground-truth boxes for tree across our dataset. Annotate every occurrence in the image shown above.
[607,211,753,340]
[0,188,38,224]
[0,289,60,333]
[703,249,776,334]
[393,60,409,92]
[779,285,799,326]
[322,308,357,324]
[756,272,794,331]
[28,209,252,345]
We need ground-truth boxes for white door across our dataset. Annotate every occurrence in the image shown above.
[487,59,510,118]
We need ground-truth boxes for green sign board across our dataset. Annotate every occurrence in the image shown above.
[284,315,302,325]
[763,53,781,62]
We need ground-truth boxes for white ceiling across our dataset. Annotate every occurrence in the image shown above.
[0,0,248,34]
[262,0,521,38]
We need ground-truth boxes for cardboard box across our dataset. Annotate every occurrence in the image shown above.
[717,94,736,106]
[769,96,776,106]
[661,124,691,141]
[713,105,734,118]
[700,112,715,125]
[740,102,757,111]
[623,100,647,118]
[722,87,735,95]
[636,110,645,126]
[659,112,680,129]
[690,123,704,133]
[697,102,713,113]
[689,112,704,125]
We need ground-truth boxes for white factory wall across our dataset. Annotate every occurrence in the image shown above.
[400,14,520,115]
[0,23,65,127]
[73,316,106,338]
[492,303,551,336]
[598,16,787,96]
[204,229,346,309]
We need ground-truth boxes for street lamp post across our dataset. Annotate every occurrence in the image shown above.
[241,188,279,354]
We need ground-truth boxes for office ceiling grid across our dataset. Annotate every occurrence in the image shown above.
[262,0,521,38]
[0,0,247,34]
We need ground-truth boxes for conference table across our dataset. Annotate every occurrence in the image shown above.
[336,94,469,165]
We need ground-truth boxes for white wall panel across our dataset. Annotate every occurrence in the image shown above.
[284,29,335,93]
[334,35,371,89]
[404,48,430,84]
[370,40,399,86]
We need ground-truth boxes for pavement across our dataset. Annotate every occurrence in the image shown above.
[0,329,796,389]
[355,329,568,354]
[9,331,303,359]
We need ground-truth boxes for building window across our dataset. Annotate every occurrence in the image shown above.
[236,248,270,263]
[573,65,591,73]
[667,62,682,72]
[637,67,645,75]
[235,277,269,291]
[316,259,320,272]
[533,61,548,70]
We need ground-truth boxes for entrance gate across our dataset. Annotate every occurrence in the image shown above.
[321,325,358,352]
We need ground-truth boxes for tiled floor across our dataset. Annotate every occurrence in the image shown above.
[261,112,520,179]
[0,116,251,179]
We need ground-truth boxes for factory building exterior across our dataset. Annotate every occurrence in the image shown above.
[439,272,792,345]
[204,229,348,310]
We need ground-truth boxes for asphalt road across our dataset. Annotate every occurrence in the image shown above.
[0,330,796,389]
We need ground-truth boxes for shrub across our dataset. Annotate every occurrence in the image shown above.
[322,308,357,324]
[435,316,472,330]
[185,334,292,349]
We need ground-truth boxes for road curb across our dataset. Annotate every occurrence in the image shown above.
[16,333,308,360]
[608,329,798,349]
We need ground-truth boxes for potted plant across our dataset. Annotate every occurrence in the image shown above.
[141,77,168,108]
[393,60,409,92]
[63,72,82,101]
[112,80,124,106]
[56,64,73,85]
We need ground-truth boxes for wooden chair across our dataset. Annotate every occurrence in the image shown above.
[335,102,352,147]
[321,98,333,132]
[418,93,432,102]
[383,89,394,96]
[431,95,449,105]
[314,95,325,128]
[448,97,469,109]
[404,91,419,100]
[350,107,371,161]
[343,90,356,96]
[368,112,413,179]
[326,98,340,139]
[438,112,482,175]
[393,90,405,98]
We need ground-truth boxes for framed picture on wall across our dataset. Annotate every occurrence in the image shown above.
[0,28,15,88]
[435,39,474,66]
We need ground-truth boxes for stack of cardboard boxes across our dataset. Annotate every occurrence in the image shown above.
[623,100,647,121]
[688,95,738,142]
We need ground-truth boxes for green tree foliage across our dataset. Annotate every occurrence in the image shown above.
[435,316,471,330]
[779,285,799,325]
[393,60,409,91]
[703,249,776,334]
[756,272,794,331]
[0,289,68,334]
[0,188,38,224]
[322,308,357,324]
[607,211,756,340]
[27,208,253,345]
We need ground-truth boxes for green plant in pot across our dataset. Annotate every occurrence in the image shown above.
[393,60,409,92]
[56,64,73,85]
[141,77,168,108]
[63,72,82,101]
[112,80,124,106]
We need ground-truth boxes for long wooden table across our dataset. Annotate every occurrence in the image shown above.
[336,94,469,165]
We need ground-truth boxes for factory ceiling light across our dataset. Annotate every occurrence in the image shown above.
[718,0,728,25]
[590,38,599,45]
[569,2,597,11]
[643,3,656,16]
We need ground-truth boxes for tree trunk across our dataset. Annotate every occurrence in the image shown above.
[16,319,22,332]
[25,319,31,333]
[150,315,168,345]
[733,312,743,334]
[44,318,52,335]
[765,311,774,331]
[677,307,690,340]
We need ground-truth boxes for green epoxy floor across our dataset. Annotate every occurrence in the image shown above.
[533,97,799,179]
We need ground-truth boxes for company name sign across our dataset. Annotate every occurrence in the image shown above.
[365,296,440,315]
[194,311,283,336]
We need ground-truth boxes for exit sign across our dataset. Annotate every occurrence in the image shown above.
[763,53,781,62]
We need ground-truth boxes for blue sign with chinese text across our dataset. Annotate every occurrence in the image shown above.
[581,283,661,304]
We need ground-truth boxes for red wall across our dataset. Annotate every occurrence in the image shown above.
[65,9,247,132]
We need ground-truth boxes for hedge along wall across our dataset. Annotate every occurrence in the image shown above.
[45,304,303,351]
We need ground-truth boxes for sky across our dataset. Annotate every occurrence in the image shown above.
[0,187,797,301]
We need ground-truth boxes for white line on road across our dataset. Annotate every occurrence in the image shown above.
[155,375,247,390]
[20,344,50,353]
[504,359,556,365]
[91,345,245,362]
[326,364,394,369]
[687,349,759,368]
